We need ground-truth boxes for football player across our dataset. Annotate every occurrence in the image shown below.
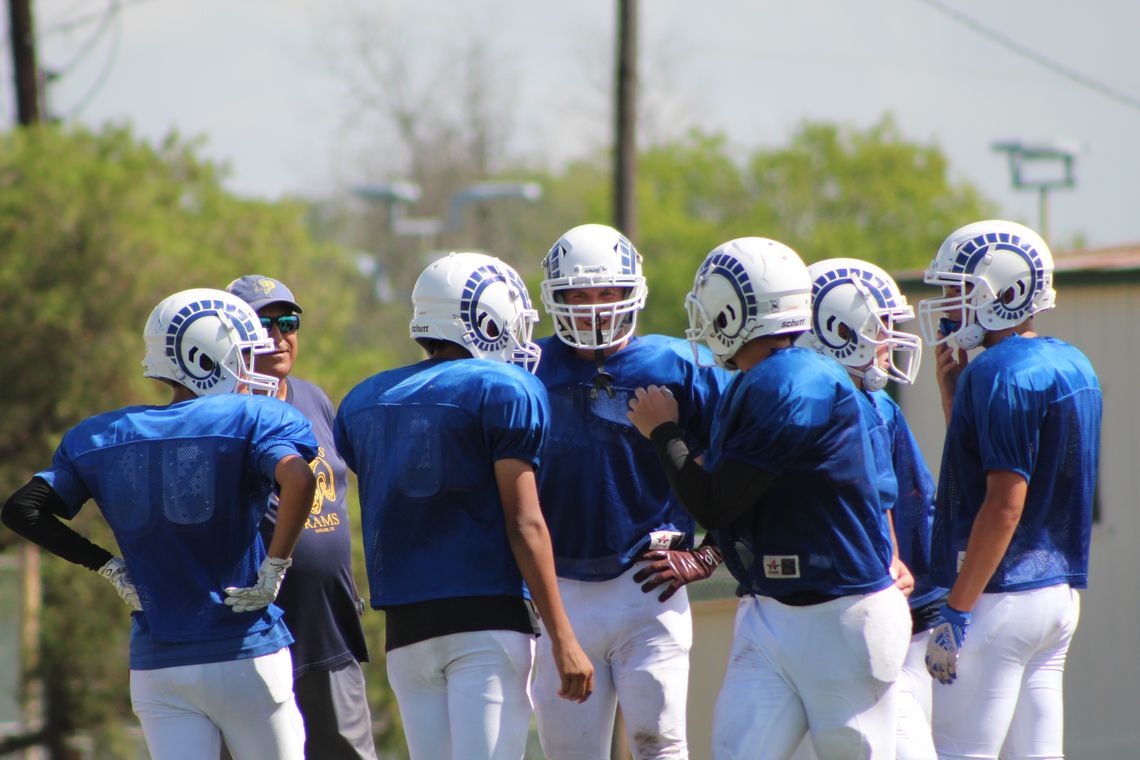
[333,252,593,760]
[627,238,911,759]
[2,288,319,760]
[799,258,942,760]
[918,220,1102,759]
[531,223,730,759]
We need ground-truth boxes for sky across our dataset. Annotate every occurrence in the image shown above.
[10,0,1140,252]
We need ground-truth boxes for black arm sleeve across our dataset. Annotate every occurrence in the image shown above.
[649,421,775,530]
[1,478,114,571]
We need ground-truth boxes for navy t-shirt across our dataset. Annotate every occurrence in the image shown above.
[259,377,369,676]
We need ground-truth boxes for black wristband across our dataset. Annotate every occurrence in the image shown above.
[649,420,685,449]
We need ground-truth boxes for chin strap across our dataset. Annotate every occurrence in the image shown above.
[588,326,615,400]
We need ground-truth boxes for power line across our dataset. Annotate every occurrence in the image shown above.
[40,0,155,36]
[47,0,120,81]
[61,5,124,118]
[916,0,1140,113]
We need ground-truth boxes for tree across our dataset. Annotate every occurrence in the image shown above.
[0,123,396,757]
[746,115,997,272]
[604,117,995,338]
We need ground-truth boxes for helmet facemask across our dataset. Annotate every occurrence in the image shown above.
[540,224,647,350]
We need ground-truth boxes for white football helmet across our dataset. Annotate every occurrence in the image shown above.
[540,223,647,349]
[410,252,542,372]
[918,220,1056,350]
[142,288,279,396]
[685,237,811,370]
[799,258,922,391]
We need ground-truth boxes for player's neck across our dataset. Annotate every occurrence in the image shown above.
[169,384,196,404]
[573,337,630,363]
[983,319,1037,348]
[734,335,793,372]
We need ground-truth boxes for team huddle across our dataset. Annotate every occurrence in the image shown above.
[1,218,1102,760]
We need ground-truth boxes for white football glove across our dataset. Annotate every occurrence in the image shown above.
[98,557,142,612]
[925,604,972,684]
[224,557,292,613]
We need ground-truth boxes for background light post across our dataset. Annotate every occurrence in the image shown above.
[991,140,1078,242]
[353,181,542,241]
[352,180,543,301]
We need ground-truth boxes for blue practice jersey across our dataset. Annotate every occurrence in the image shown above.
[868,390,945,610]
[535,335,731,581]
[36,394,319,670]
[259,378,369,677]
[857,389,898,519]
[705,347,894,598]
[931,336,1102,592]
[335,358,548,607]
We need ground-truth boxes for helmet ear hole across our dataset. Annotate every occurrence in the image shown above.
[186,343,217,373]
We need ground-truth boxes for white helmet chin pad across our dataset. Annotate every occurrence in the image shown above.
[142,288,279,396]
[919,219,1056,348]
[803,258,923,387]
[411,252,542,372]
[685,237,811,370]
[540,223,647,349]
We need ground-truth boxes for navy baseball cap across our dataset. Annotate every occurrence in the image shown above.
[225,275,303,314]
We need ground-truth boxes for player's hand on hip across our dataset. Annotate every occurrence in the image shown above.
[224,557,292,613]
[633,545,723,602]
[890,556,915,597]
[925,603,971,684]
[626,385,678,439]
[98,557,142,612]
[552,639,595,703]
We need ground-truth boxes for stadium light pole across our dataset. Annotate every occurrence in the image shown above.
[352,181,544,300]
[353,180,543,241]
[991,140,1078,242]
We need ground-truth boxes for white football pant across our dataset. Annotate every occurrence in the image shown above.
[712,584,911,760]
[534,565,692,759]
[386,629,535,760]
[896,629,937,760]
[130,647,304,760]
[932,584,1079,760]
[789,626,936,760]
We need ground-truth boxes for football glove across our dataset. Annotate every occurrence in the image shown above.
[224,557,292,613]
[633,544,723,602]
[925,604,972,684]
[98,557,142,612]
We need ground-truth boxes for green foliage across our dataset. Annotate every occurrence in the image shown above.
[746,115,997,271]
[501,117,996,339]
[0,123,404,754]
[0,115,997,757]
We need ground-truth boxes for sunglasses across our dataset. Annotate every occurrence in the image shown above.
[259,314,301,335]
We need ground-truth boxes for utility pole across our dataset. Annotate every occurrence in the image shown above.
[613,0,637,241]
[8,0,42,124]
